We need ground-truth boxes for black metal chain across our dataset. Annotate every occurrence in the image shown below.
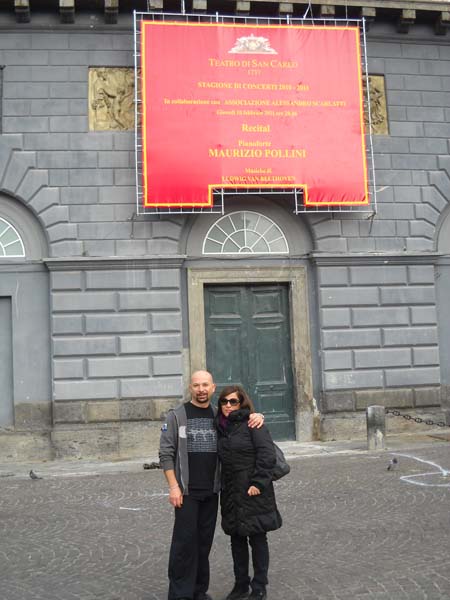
[385,408,449,428]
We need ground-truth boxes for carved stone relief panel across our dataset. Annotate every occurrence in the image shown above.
[89,67,135,131]
[364,75,389,136]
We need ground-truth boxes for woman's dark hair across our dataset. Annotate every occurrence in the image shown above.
[217,384,255,415]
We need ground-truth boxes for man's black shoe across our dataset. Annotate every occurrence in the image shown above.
[225,583,249,600]
[248,591,266,600]
[194,594,213,600]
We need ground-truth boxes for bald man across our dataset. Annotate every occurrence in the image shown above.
[159,371,263,600]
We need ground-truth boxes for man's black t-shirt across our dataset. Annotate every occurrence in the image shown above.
[185,401,217,495]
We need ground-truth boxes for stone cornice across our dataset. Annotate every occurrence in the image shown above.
[317,1,450,8]
[311,252,441,266]
[12,0,450,9]
[3,0,450,33]
[44,256,186,271]
[0,260,48,273]
[9,252,450,269]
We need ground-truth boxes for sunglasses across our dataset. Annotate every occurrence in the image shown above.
[219,398,240,406]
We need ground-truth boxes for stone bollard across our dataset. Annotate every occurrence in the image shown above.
[366,405,386,451]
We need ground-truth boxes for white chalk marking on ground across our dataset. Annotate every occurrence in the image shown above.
[391,452,450,487]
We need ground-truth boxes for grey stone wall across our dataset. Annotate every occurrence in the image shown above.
[0,28,186,453]
[1,18,450,452]
[49,262,183,426]
[317,258,440,411]
[308,30,450,420]
[1,29,132,255]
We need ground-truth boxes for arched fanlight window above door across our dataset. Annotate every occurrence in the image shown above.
[203,211,289,255]
[0,217,25,257]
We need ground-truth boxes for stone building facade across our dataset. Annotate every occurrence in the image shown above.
[1,0,450,461]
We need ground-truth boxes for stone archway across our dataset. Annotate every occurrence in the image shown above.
[182,195,313,257]
[0,138,78,258]
[0,193,51,445]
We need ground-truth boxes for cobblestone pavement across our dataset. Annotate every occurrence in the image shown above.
[1,442,450,600]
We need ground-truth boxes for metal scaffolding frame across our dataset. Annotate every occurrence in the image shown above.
[134,11,377,216]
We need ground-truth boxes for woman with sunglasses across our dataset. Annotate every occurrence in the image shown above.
[216,385,282,600]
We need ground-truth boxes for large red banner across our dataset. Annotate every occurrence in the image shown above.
[141,22,369,207]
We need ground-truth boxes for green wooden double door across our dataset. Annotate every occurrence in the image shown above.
[204,283,295,440]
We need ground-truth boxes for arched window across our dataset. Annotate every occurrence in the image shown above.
[0,217,25,257]
[203,211,289,255]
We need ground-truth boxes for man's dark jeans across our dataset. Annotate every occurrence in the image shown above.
[168,493,218,600]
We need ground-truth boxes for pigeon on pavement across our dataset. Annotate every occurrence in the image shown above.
[387,457,398,471]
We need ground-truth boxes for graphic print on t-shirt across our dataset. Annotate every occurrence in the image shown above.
[184,402,218,493]
[187,417,217,453]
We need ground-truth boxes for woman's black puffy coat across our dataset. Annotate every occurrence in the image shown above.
[216,409,282,537]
